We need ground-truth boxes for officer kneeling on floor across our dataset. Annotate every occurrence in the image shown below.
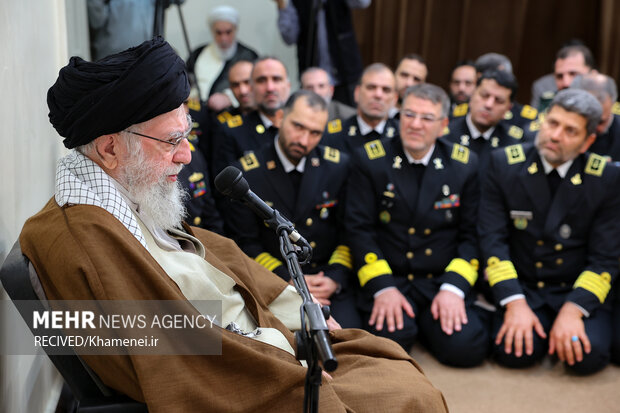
[346,83,490,367]
[479,88,620,374]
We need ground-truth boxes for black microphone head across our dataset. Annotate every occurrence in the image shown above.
[215,166,249,200]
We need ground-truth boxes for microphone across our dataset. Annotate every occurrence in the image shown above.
[214,166,304,243]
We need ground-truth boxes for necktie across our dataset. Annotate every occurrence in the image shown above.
[547,169,562,198]
[289,170,302,204]
[409,163,426,187]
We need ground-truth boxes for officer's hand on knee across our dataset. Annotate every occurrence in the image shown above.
[496,298,546,357]
[548,302,590,366]
[369,288,415,333]
[431,290,467,335]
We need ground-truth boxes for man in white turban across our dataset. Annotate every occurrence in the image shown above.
[186,5,258,112]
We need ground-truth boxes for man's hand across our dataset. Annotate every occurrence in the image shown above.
[430,289,467,335]
[305,272,338,305]
[369,288,415,332]
[207,93,232,112]
[496,298,546,357]
[548,302,590,366]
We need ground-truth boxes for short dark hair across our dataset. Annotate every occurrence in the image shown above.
[475,53,513,74]
[556,45,595,70]
[477,69,518,101]
[397,53,426,68]
[251,56,288,80]
[282,89,328,116]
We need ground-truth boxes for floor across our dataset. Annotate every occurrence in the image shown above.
[411,345,620,413]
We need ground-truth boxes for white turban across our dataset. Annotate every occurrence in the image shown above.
[208,6,240,28]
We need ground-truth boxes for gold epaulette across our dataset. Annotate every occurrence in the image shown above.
[452,103,468,117]
[255,252,283,272]
[451,143,470,164]
[358,252,392,287]
[226,115,243,128]
[612,102,620,116]
[239,152,259,171]
[505,144,525,164]
[364,139,386,160]
[217,111,232,124]
[486,257,518,287]
[584,153,607,177]
[508,125,524,139]
[329,245,352,269]
[445,258,478,286]
[520,105,538,120]
[327,119,342,134]
[323,146,340,163]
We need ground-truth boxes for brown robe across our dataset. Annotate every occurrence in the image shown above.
[20,199,449,413]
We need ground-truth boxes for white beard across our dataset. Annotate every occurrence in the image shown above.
[120,149,188,231]
[214,41,237,61]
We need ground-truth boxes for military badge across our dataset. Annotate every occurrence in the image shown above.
[392,156,403,169]
[434,194,460,209]
[256,124,265,134]
[348,125,357,136]
[320,207,329,219]
[559,224,571,239]
[379,210,391,223]
[266,160,276,170]
[442,185,450,196]
[459,135,470,146]
[327,119,342,134]
[570,173,582,185]
[311,157,320,167]
[505,144,525,164]
[527,162,538,175]
[433,158,444,169]
[386,127,395,138]
[491,137,499,148]
[364,140,386,159]
[510,210,533,230]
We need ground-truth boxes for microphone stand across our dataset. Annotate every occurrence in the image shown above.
[270,215,337,413]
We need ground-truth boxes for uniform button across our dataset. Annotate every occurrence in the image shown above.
[426,273,433,279]
[537,281,545,288]
[535,262,543,269]
[537,240,544,246]
[310,241,317,248]
[554,243,563,251]
[408,227,416,235]
[193,216,202,226]
[306,218,313,226]
[406,251,414,259]
[407,274,414,281]
[424,228,432,235]
[556,258,563,265]
[425,249,432,256]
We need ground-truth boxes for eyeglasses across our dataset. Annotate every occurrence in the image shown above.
[401,111,444,124]
[126,130,189,152]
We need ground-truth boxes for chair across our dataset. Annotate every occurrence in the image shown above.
[0,240,148,413]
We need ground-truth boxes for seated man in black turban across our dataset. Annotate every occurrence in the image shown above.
[20,37,448,412]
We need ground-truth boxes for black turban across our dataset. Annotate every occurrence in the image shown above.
[47,37,190,149]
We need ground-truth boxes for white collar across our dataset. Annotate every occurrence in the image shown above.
[274,136,306,173]
[357,115,386,136]
[539,153,573,178]
[403,143,435,166]
[466,113,495,140]
[259,112,274,129]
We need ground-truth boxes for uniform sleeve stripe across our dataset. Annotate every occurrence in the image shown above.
[487,259,518,287]
[329,245,352,269]
[358,259,392,287]
[255,252,283,271]
[445,258,478,286]
[574,271,611,303]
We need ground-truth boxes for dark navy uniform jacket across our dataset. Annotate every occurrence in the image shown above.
[479,143,620,314]
[322,115,399,155]
[345,137,480,307]
[213,110,278,176]
[441,116,528,172]
[589,114,620,162]
[226,142,354,288]
[449,101,538,129]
